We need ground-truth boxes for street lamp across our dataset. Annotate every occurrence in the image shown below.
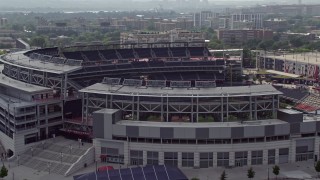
[95,160,98,172]
[41,141,45,150]
[47,162,51,174]
[267,158,270,180]
[17,155,20,166]
[60,152,63,164]
[78,138,82,148]
[31,147,34,157]
[69,145,73,154]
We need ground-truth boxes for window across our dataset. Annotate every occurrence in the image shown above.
[279,148,289,164]
[235,151,248,167]
[147,151,159,165]
[217,152,229,167]
[130,150,143,165]
[24,133,38,144]
[296,146,314,162]
[268,149,275,164]
[164,152,178,166]
[251,150,263,165]
[182,153,194,167]
[102,148,124,164]
[200,152,213,168]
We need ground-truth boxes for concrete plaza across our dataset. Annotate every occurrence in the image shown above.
[2,160,320,180]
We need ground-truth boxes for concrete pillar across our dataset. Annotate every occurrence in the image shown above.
[123,142,129,166]
[93,139,101,162]
[275,149,279,164]
[178,152,182,168]
[247,151,252,166]
[290,139,296,163]
[159,151,164,165]
[263,149,268,165]
[143,150,147,166]
[194,152,199,168]
[315,137,320,161]
[213,152,217,167]
[229,152,235,166]
[46,127,49,139]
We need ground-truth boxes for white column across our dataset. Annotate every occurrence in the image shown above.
[194,152,200,168]
[143,150,147,166]
[93,139,101,161]
[247,151,252,166]
[229,152,235,166]
[275,149,279,164]
[159,151,164,165]
[123,141,129,166]
[263,149,268,165]
[213,152,217,167]
[290,140,296,163]
[315,137,320,161]
[178,152,182,168]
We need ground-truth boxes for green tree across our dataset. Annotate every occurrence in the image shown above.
[247,167,255,179]
[0,165,8,178]
[273,165,280,180]
[289,36,306,48]
[220,170,227,180]
[191,178,199,180]
[0,50,6,55]
[30,36,47,48]
[315,161,320,177]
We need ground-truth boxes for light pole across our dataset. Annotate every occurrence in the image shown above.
[69,145,73,154]
[31,147,34,157]
[268,165,270,180]
[78,138,82,148]
[47,162,51,174]
[95,160,98,172]
[52,134,55,142]
[60,152,63,164]
[41,141,45,150]
[17,155,20,166]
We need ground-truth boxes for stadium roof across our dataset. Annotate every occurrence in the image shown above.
[117,119,287,128]
[0,72,51,94]
[73,165,188,180]
[80,84,282,97]
[265,52,320,65]
[0,51,82,74]
[266,70,300,78]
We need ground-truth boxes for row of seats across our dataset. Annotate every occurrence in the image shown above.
[274,86,309,101]
[294,94,320,112]
[76,60,225,74]
[63,47,211,61]
[74,165,187,180]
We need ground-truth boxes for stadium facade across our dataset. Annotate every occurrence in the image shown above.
[0,43,319,169]
[259,52,320,82]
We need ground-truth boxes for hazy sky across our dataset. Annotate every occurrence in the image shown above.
[0,0,318,11]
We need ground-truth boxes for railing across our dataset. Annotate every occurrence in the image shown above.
[64,146,94,176]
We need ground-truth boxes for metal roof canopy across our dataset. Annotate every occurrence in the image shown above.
[80,83,282,97]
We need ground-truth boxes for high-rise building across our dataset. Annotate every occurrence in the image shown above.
[0,18,8,27]
[230,14,264,30]
[194,11,213,28]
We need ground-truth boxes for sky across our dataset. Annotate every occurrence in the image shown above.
[0,0,319,11]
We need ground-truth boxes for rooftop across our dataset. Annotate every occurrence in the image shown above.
[265,52,320,65]
[279,109,303,115]
[266,70,300,78]
[0,94,35,110]
[0,51,82,74]
[0,72,51,94]
[80,83,282,97]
